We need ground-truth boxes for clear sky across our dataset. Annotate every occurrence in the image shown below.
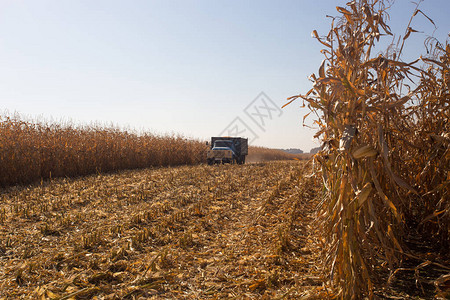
[0,0,448,152]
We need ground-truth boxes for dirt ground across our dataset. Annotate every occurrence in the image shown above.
[0,161,333,299]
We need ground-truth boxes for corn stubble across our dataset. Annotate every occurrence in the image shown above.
[0,161,329,299]
[286,0,449,298]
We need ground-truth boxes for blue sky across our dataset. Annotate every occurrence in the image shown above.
[0,0,448,152]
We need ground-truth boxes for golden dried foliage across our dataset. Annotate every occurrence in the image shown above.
[248,146,311,163]
[0,114,308,187]
[287,0,449,298]
[0,114,207,187]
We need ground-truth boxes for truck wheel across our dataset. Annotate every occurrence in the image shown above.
[207,159,213,165]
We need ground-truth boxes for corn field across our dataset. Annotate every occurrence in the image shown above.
[0,114,209,187]
[0,113,307,187]
[286,0,449,298]
[247,146,311,163]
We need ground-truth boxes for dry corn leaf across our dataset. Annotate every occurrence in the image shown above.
[356,182,373,208]
[353,145,377,159]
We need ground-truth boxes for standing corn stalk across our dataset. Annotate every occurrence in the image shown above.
[286,0,449,298]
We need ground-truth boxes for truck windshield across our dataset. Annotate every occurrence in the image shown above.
[214,141,233,148]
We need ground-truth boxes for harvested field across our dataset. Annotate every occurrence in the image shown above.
[0,161,331,299]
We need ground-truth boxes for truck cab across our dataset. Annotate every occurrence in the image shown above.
[207,137,248,165]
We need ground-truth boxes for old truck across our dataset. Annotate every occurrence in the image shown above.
[207,137,248,165]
